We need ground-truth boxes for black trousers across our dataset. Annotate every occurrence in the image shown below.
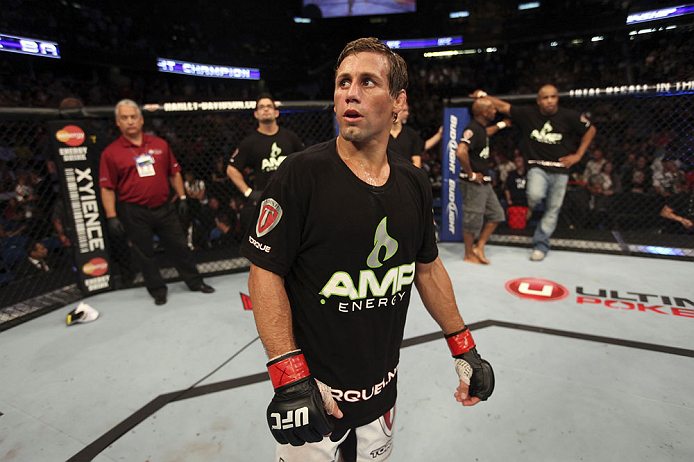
[120,201,202,296]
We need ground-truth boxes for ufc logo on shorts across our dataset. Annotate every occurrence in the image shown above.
[270,407,309,430]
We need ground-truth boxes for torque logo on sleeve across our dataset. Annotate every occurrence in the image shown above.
[256,198,282,237]
[505,277,569,301]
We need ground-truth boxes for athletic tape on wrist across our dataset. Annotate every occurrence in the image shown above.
[267,351,311,389]
[445,328,476,356]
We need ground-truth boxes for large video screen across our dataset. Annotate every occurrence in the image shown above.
[302,0,416,18]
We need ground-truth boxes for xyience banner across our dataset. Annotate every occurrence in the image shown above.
[440,107,469,241]
[48,121,112,294]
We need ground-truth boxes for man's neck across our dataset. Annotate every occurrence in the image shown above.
[336,135,390,187]
[123,132,144,146]
[257,121,279,136]
[474,115,489,127]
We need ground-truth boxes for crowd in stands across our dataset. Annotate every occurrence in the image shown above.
[1,1,693,295]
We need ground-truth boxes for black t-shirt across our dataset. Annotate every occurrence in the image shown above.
[459,119,489,175]
[388,125,424,162]
[228,127,304,191]
[510,105,591,174]
[241,139,438,431]
[504,170,528,206]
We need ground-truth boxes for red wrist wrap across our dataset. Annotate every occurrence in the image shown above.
[267,352,310,389]
[446,328,476,356]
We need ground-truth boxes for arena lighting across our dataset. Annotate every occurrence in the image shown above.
[384,36,463,50]
[518,2,540,10]
[0,33,60,59]
[626,4,694,24]
[591,36,604,42]
[449,11,470,18]
[486,47,497,52]
[156,58,260,80]
[571,38,584,44]
[423,48,482,58]
[550,41,559,47]
[293,17,311,23]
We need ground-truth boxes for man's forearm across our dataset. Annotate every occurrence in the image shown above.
[100,187,117,218]
[226,165,251,195]
[414,258,466,335]
[170,172,186,198]
[249,264,298,359]
[455,144,474,177]
[575,125,597,158]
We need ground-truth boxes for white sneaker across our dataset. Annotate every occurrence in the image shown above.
[530,250,546,261]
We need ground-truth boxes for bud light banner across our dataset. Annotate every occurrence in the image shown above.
[441,107,470,241]
[48,121,113,294]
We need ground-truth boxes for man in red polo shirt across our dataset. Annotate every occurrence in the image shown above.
[99,99,214,305]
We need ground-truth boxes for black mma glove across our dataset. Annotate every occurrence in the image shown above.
[266,350,335,446]
[107,217,126,238]
[446,327,495,401]
[177,196,189,218]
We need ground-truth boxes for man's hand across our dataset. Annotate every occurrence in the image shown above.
[107,217,126,238]
[445,328,495,406]
[177,197,189,218]
[559,153,582,168]
[469,90,488,98]
[471,172,484,185]
[266,351,342,446]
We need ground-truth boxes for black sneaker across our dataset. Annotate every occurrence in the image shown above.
[154,294,167,305]
[193,283,215,294]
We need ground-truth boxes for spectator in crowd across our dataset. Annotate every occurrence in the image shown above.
[581,148,607,183]
[13,172,39,218]
[226,93,304,234]
[99,99,215,305]
[599,160,621,196]
[17,240,61,275]
[388,101,425,167]
[212,212,240,248]
[659,180,693,233]
[478,84,596,261]
[561,174,610,230]
[653,156,684,197]
[624,155,652,194]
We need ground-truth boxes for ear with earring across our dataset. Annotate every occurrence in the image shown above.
[393,113,398,123]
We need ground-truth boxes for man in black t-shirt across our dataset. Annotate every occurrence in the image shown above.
[455,98,510,264]
[226,93,304,234]
[241,38,494,461]
[388,101,424,167]
[477,85,596,261]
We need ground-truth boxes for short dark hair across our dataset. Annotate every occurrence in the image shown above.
[335,37,408,98]
[256,93,276,109]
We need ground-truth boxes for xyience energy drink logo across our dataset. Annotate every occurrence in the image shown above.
[56,125,85,147]
[505,277,570,301]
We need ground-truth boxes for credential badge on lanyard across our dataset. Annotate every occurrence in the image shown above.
[135,152,156,177]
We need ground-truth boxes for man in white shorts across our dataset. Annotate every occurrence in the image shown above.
[240,37,494,461]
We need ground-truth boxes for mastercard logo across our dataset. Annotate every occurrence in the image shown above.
[56,125,85,147]
[505,277,569,302]
[82,258,109,277]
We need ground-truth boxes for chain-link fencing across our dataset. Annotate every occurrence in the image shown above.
[445,85,694,258]
[0,101,336,330]
[2,88,692,330]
